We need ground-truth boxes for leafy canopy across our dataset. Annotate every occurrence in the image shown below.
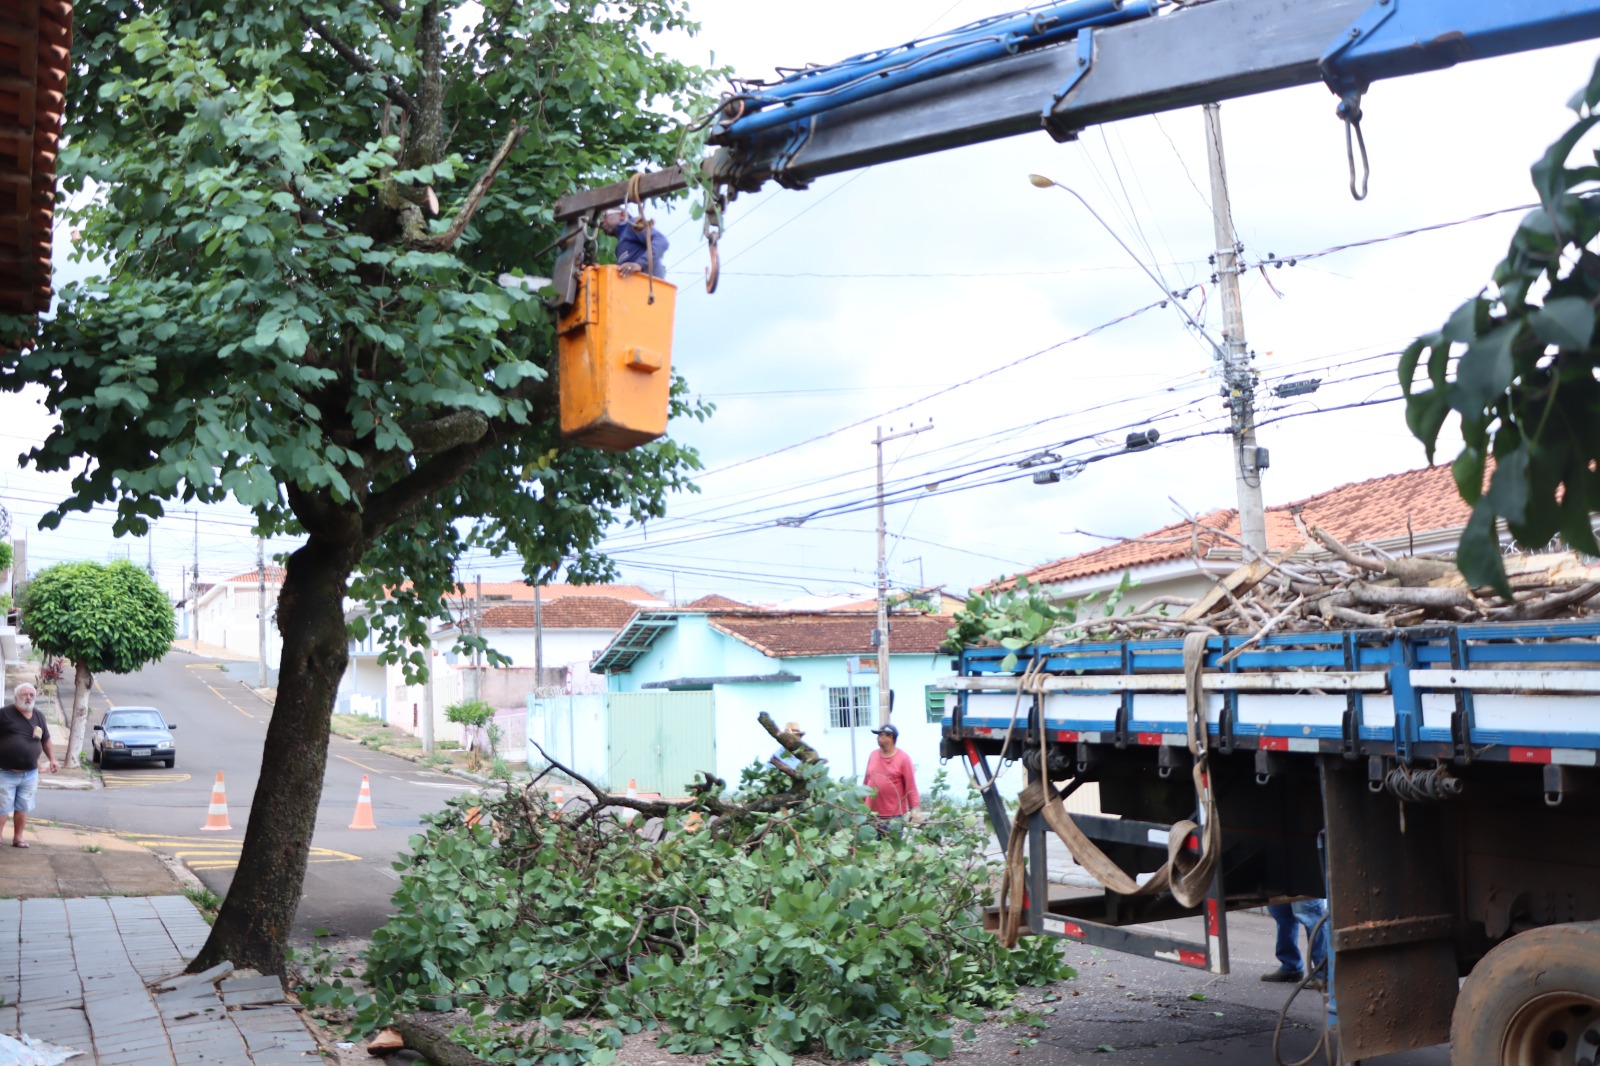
[4,0,716,664]
[21,560,176,673]
[1401,57,1600,594]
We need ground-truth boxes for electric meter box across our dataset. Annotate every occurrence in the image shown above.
[557,265,676,451]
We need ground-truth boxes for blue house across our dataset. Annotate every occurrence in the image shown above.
[587,605,959,794]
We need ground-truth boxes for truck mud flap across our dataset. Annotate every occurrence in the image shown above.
[1322,756,1457,1060]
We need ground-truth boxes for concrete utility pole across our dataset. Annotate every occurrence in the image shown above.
[533,581,544,689]
[421,646,435,755]
[473,574,483,702]
[1203,103,1267,554]
[191,513,201,650]
[873,422,931,727]
[256,538,267,688]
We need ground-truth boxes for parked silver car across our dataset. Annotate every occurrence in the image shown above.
[91,706,177,768]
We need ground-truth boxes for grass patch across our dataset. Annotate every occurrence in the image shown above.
[183,885,223,924]
[79,844,103,853]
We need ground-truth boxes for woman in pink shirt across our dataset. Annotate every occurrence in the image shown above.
[863,723,919,822]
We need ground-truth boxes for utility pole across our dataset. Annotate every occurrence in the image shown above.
[192,513,201,650]
[421,643,435,755]
[1203,103,1267,554]
[473,574,484,703]
[533,581,544,690]
[873,422,931,727]
[257,538,267,688]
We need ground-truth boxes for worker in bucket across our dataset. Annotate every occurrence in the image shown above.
[599,208,669,278]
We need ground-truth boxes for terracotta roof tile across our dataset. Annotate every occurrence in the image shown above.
[480,597,639,631]
[992,464,1477,590]
[455,582,662,604]
[709,612,951,658]
[222,565,287,585]
[0,1,72,316]
[686,594,750,610]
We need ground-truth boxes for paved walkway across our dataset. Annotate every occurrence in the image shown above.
[0,856,322,1064]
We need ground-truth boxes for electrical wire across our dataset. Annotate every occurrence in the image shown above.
[698,293,1185,478]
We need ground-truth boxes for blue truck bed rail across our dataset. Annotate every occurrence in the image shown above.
[947,619,1600,769]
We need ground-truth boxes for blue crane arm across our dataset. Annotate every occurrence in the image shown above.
[554,0,1600,218]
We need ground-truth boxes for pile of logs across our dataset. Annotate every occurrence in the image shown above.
[1081,522,1600,651]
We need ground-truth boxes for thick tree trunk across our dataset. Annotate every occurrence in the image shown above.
[188,536,356,975]
[65,662,91,768]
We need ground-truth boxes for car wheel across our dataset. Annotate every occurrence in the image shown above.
[91,745,100,766]
[163,758,174,768]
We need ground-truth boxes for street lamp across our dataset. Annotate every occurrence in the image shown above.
[1027,173,1217,349]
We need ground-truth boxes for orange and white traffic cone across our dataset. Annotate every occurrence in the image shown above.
[684,811,704,834]
[200,772,232,832]
[550,784,565,820]
[626,778,638,800]
[348,775,377,830]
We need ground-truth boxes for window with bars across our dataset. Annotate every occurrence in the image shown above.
[827,686,873,728]
[925,686,949,723]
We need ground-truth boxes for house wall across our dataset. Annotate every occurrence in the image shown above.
[196,583,284,663]
[605,615,966,796]
[527,693,609,782]
[477,628,615,692]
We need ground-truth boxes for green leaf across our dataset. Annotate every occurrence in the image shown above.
[1530,296,1596,350]
[1453,323,1519,414]
[1457,501,1511,598]
[1452,447,1486,505]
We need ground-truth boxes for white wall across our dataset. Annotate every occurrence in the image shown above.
[196,582,284,664]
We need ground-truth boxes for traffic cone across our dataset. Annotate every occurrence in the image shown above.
[626,778,638,800]
[551,784,565,820]
[348,775,377,830]
[200,772,232,832]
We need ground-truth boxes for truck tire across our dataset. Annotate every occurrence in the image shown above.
[1451,920,1600,1066]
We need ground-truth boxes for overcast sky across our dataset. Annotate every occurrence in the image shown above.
[5,2,1597,607]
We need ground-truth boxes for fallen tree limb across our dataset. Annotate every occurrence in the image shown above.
[1310,525,1386,573]
[1347,582,1476,609]
[392,1016,494,1066]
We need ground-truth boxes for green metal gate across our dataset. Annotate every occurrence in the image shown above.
[606,691,715,796]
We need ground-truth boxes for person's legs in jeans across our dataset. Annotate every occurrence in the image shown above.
[5,770,36,845]
[1266,902,1304,977]
[1292,898,1331,977]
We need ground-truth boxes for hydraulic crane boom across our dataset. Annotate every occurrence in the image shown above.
[553,0,1600,226]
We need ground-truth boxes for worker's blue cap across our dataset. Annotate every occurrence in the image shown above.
[871,724,898,739]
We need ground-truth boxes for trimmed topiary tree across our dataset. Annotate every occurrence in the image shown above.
[20,560,176,766]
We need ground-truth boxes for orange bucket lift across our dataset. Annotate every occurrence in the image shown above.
[556,263,676,452]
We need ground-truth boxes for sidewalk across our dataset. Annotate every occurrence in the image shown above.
[0,824,322,1064]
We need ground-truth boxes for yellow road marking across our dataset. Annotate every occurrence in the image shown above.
[102,773,190,790]
[124,832,361,873]
[202,683,255,718]
[335,754,383,773]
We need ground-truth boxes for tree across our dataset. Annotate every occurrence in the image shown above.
[3,0,712,974]
[1401,57,1600,594]
[20,561,176,766]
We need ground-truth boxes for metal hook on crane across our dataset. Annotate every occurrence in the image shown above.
[702,184,729,294]
[1337,89,1370,201]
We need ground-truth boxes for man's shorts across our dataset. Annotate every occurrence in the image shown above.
[0,769,39,816]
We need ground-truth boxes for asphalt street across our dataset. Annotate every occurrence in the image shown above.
[42,648,481,941]
[40,651,1455,1063]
